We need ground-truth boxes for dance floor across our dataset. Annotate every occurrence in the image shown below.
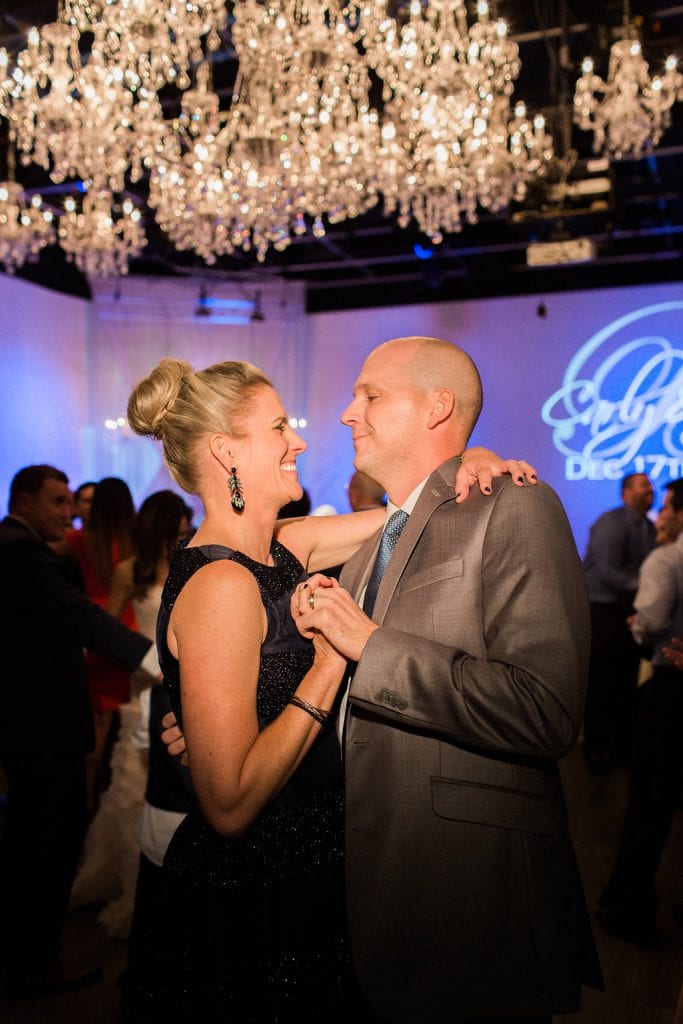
[0,745,681,1023]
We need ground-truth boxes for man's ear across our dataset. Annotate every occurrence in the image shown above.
[427,388,455,428]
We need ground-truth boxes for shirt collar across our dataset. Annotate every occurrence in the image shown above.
[386,477,429,522]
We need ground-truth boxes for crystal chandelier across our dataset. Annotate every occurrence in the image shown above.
[361,0,553,240]
[60,0,227,92]
[0,180,55,273]
[58,187,146,277]
[573,2,683,159]
[222,0,380,259]
[0,0,570,272]
[7,17,179,195]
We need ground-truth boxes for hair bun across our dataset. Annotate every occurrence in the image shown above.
[128,358,193,439]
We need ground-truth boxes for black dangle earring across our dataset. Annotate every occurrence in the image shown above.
[228,467,245,512]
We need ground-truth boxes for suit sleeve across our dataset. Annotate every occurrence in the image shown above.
[25,537,151,670]
[348,483,589,760]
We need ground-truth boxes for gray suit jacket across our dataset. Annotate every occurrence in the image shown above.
[340,460,601,1023]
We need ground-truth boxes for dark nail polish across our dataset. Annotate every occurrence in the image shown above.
[484,486,491,494]
[517,476,524,484]
[530,474,537,480]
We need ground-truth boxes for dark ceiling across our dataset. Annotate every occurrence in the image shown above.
[1,0,683,312]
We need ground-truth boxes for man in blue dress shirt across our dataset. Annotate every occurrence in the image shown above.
[582,473,656,773]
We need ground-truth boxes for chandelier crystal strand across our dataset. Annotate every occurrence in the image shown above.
[59,186,146,276]
[573,0,683,160]
[0,46,13,118]
[9,22,83,181]
[149,61,237,264]
[362,0,552,241]
[224,0,379,259]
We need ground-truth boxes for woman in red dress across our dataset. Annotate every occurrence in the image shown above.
[65,477,136,812]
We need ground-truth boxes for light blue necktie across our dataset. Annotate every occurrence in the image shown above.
[363,509,409,618]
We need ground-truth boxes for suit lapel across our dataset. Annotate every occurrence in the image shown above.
[341,530,381,602]
[341,458,459,622]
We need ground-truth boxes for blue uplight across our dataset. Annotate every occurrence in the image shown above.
[414,244,434,260]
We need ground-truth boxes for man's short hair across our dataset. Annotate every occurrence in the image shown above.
[9,465,69,513]
[621,472,643,495]
[665,478,683,512]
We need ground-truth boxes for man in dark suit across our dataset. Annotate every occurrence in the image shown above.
[294,337,602,1023]
[0,465,155,998]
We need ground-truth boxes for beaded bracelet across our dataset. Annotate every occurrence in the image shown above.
[289,694,330,728]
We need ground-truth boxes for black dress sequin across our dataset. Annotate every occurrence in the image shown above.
[146,540,355,1023]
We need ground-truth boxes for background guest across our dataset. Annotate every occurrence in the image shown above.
[598,478,683,948]
[277,487,312,519]
[66,476,137,811]
[347,470,385,512]
[582,473,656,773]
[71,481,96,530]
[119,683,195,1016]
[70,491,193,938]
[0,465,154,998]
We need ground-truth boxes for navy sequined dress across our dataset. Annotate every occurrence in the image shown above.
[152,539,354,1023]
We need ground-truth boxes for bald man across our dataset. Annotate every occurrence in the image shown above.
[347,470,386,512]
[294,337,602,1024]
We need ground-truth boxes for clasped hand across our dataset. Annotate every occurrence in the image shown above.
[291,575,377,663]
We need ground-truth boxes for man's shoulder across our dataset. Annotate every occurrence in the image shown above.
[424,474,570,542]
[465,474,564,512]
[0,517,53,567]
[641,538,683,575]
[590,505,628,529]
[0,516,36,546]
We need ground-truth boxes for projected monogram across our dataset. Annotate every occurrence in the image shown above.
[541,301,683,481]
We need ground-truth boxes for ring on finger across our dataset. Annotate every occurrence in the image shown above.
[308,592,315,611]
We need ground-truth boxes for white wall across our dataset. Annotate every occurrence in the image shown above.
[0,275,90,508]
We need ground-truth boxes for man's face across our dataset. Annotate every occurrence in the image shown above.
[340,346,431,491]
[657,489,683,542]
[623,474,654,514]
[17,479,73,542]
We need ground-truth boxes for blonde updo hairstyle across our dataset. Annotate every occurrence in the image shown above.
[128,358,272,495]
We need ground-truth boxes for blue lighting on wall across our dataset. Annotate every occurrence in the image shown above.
[541,300,683,483]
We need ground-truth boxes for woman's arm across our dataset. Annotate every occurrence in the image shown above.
[107,558,135,619]
[276,449,538,572]
[275,508,385,573]
[169,560,346,837]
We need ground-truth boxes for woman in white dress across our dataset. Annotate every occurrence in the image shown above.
[70,491,193,937]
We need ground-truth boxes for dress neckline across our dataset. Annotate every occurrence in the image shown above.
[186,539,283,571]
